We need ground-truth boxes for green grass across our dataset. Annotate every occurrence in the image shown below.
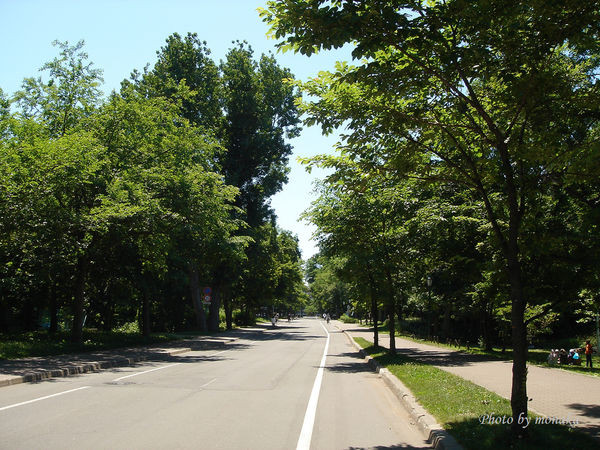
[360,324,600,378]
[354,337,599,450]
[0,329,187,360]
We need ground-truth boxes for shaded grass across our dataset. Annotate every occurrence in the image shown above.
[0,329,192,360]
[354,337,599,450]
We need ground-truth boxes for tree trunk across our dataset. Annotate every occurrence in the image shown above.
[49,282,59,334]
[71,256,88,343]
[482,140,528,438]
[385,266,396,354]
[208,285,221,333]
[442,301,451,340]
[142,286,151,338]
[0,296,7,333]
[508,246,528,436]
[189,266,207,332]
[396,291,404,334]
[367,266,379,347]
[224,294,233,330]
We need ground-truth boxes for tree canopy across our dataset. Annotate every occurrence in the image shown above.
[1,37,306,342]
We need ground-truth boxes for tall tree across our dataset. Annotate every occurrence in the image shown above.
[220,42,302,227]
[130,32,222,130]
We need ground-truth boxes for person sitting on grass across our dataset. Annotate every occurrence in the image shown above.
[559,349,568,365]
[547,349,559,365]
[572,349,580,365]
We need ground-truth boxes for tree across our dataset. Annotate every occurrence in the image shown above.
[127,36,302,324]
[129,32,222,130]
[262,0,600,436]
[220,42,302,227]
[14,40,103,138]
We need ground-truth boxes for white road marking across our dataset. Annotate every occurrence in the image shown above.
[111,348,229,382]
[0,386,91,412]
[296,321,330,450]
[112,363,182,381]
[200,378,217,388]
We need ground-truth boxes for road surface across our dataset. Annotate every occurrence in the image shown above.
[0,318,428,449]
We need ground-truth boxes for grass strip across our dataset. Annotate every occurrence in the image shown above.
[0,330,197,360]
[353,337,598,450]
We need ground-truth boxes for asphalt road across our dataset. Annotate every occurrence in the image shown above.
[0,319,428,449]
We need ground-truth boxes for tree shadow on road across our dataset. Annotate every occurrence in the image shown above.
[567,403,600,419]
[325,352,374,374]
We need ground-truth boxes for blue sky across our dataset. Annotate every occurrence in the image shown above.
[0,0,354,259]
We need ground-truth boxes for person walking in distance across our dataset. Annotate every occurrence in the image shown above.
[585,340,594,369]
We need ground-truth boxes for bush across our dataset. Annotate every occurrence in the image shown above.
[113,321,140,334]
[339,314,359,324]
[233,310,256,326]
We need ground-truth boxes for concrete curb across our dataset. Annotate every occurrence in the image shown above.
[0,338,235,388]
[342,330,463,450]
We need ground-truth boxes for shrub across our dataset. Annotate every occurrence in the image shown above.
[339,314,358,324]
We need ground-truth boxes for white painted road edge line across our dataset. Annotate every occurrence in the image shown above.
[0,386,91,412]
[296,321,330,450]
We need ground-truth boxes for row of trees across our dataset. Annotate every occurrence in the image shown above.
[0,34,306,342]
[262,0,600,438]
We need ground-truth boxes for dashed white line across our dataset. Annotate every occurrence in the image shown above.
[200,378,217,388]
[112,363,183,382]
[296,321,330,450]
[111,348,230,382]
[0,386,91,412]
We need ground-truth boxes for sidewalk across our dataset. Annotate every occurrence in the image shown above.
[0,335,236,388]
[338,323,600,441]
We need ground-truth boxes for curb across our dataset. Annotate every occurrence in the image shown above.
[342,330,463,450]
[0,338,235,388]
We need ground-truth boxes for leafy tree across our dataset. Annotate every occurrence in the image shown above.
[128,32,222,130]
[220,42,302,227]
[13,40,103,138]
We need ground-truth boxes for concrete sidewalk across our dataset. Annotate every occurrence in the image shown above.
[338,322,600,441]
[0,335,237,388]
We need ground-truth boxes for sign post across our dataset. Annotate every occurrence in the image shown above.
[203,287,212,305]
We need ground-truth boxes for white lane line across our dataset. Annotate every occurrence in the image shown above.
[200,378,217,388]
[296,321,330,450]
[111,348,229,382]
[112,363,182,382]
[0,386,91,412]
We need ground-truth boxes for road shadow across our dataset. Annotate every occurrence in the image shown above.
[567,403,600,419]
[325,352,374,374]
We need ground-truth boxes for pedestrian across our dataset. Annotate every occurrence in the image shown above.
[585,340,594,369]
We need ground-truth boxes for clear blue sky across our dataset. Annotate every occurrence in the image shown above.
[0,0,353,260]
